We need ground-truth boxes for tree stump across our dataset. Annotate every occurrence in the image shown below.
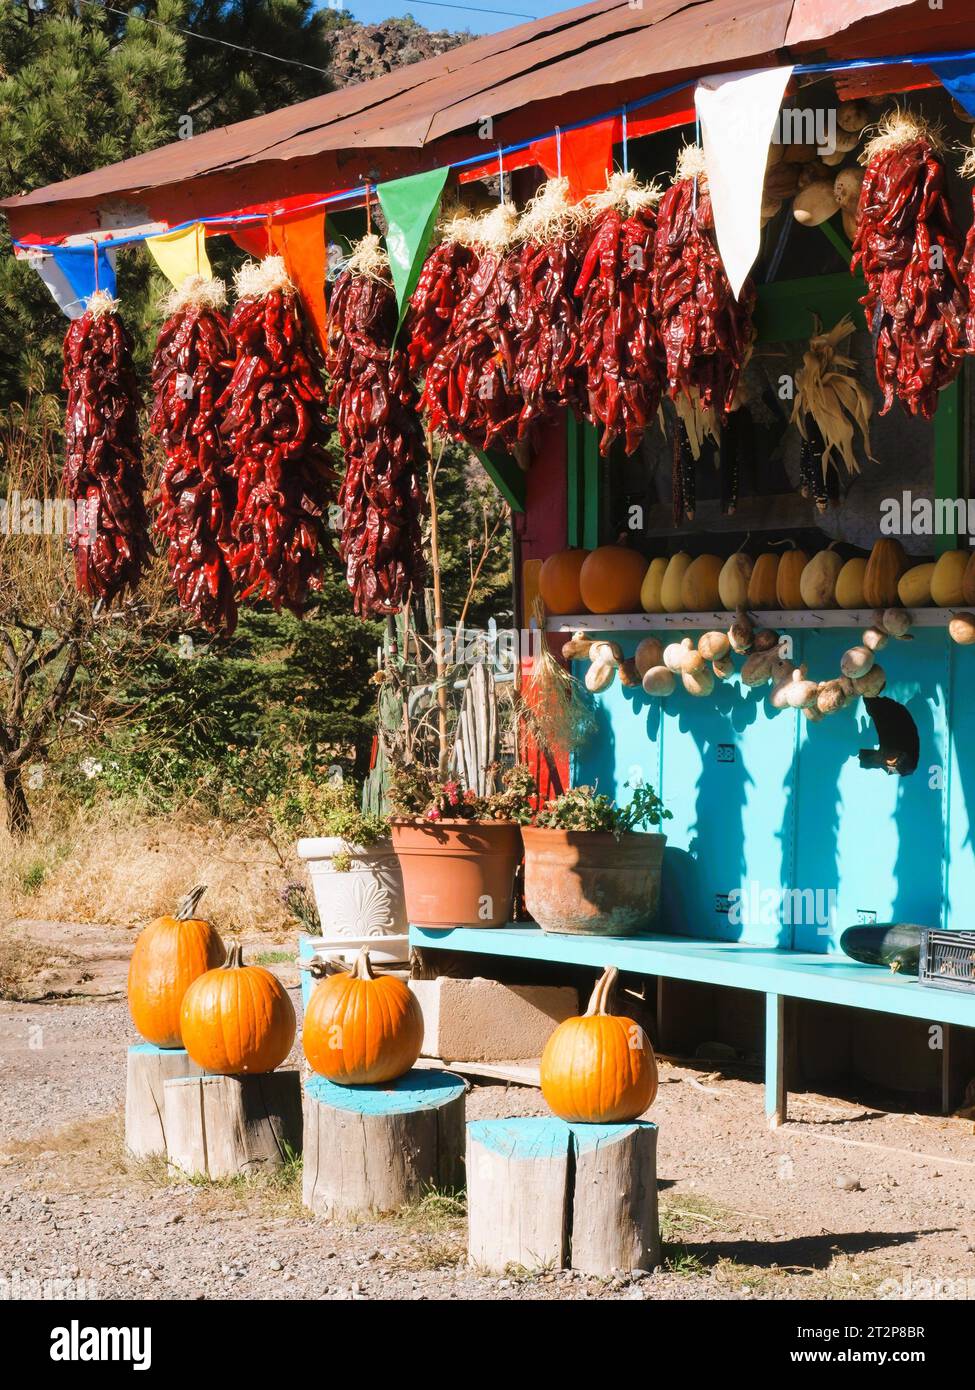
[303,1069,465,1218]
[466,1118,660,1276]
[125,1043,200,1159]
[164,1071,302,1179]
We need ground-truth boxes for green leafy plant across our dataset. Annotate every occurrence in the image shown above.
[534,782,671,837]
[267,775,387,856]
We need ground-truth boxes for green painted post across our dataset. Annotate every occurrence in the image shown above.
[581,421,601,550]
[474,447,526,514]
[566,412,583,547]
[933,376,964,555]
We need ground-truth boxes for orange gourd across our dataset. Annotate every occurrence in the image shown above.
[863,538,908,608]
[179,942,295,1074]
[127,886,225,1048]
[775,544,809,609]
[538,548,589,614]
[303,948,423,1086]
[747,553,780,609]
[539,966,658,1123]
[578,545,648,614]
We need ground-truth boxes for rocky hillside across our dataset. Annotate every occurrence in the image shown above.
[329,16,471,87]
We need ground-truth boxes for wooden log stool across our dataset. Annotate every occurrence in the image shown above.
[303,1069,465,1218]
[125,1043,200,1159]
[163,1070,302,1179]
[467,1117,660,1276]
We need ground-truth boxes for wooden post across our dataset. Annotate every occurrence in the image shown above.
[466,1117,660,1276]
[766,992,787,1129]
[125,1043,200,1159]
[303,1069,466,1218]
[164,1071,302,1180]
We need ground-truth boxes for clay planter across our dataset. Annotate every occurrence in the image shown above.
[390,819,522,928]
[522,826,666,936]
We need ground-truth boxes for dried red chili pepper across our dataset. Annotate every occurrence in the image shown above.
[150,277,237,634]
[62,291,151,604]
[421,204,528,461]
[576,172,663,456]
[404,215,478,375]
[853,120,966,418]
[652,149,755,423]
[218,257,335,616]
[326,236,427,617]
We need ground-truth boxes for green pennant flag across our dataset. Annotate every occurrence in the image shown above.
[377,166,450,342]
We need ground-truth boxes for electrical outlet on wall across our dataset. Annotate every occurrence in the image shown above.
[716,743,736,764]
[856,908,877,925]
[715,893,732,915]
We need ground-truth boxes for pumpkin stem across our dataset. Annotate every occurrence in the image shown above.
[225,941,244,969]
[584,966,619,1017]
[769,539,796,551]
[351,947,376,981]
[176,884,207,921]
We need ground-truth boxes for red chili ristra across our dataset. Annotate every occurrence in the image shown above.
[150,286,238,634]
[62,294,151,604]
[218,263,335,616]
[651,160,755,422]
[404,224,478,375]
[576,177,663,456]
[853,133,966,418]
[326,243,427,617]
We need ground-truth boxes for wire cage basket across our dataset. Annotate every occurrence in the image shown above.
[919,929,975,995]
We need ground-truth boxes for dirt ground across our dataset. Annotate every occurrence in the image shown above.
[1,918,974,1302]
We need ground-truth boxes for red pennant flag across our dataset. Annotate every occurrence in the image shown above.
[530,118,615,199]
[269,210,328,356]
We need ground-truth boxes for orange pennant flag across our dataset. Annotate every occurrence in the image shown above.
[269,210,329,355]
[530,119,615,199]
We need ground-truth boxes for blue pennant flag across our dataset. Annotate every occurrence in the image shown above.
[933,59,975,120]
[42,243,117,315]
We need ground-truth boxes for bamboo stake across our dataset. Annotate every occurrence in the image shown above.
[426,434,450,776]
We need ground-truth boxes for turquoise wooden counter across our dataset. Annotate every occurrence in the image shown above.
[409,925,975,1126]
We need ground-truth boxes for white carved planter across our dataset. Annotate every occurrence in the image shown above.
[296,837,409,972]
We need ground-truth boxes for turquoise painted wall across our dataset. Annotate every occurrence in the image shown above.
[574,628,969,951]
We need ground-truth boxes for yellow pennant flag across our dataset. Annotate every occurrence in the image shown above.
[146,223,210,289]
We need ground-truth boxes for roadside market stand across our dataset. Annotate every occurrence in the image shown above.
[8,0,975,1127]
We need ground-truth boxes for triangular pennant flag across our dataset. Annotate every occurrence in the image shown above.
[268,210,328,355]
[377,166,450,339]
[50,243,117,309]
[146,223,210,288]
[933,58,975,120]
[531,119,615,199]
[696,65,794,299]
[27,253,86,318]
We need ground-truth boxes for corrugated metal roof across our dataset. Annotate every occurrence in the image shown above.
[0,0,926,222]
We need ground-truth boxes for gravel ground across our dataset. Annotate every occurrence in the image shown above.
[2,929,975,1302]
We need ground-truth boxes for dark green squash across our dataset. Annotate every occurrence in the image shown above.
[839,923,923,975]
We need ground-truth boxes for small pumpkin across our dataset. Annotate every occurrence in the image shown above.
[127,886,226,1049]
[539,966,658,1123]
[303,948,423,1086]
[747,553,780,609]
[835,557,868,609]
[660,552,692,613]
[180,942,296,1074]
[640,557,669,613]
[775,544,809,609]
[930,549,969,608]
[863,538,908,608]
[897,563,934,609]
[718,548,753,611]
[680,554,723,611]
[578,545,648,614]
[538,548,589,614]
[799,545,843,609]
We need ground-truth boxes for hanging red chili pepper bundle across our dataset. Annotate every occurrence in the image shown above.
[511,178,587,439]
[404,211,478,376]
[421,203,528,464]
[652,145,755,425]
[962,146,975,348]
[326,234,427,617]
[852,112,966,419]
[62,290,152,605]
[218,256,334,616]
[150,275,237,634]
[575,171,663,457]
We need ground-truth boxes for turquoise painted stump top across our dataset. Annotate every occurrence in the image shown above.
[305,1068,465,1114]
[467,1116,657,1160]
[128,1042,189,1056]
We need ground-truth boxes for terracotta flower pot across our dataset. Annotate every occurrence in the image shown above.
[390,819,522,928]
[522,825,666,936]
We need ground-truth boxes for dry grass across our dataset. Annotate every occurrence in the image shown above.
[0,801,301,935]
[0,931,61,1000]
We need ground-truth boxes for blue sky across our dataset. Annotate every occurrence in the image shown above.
[341,0,582,38]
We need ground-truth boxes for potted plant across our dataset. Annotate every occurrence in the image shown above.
[271,775,409,968]
[522,783,672,936]
[388,763,534,928]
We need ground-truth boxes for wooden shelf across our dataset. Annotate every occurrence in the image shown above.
[545,609,959,633]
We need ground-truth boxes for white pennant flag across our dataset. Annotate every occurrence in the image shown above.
[695,65,794,299]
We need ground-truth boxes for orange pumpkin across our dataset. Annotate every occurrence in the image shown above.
[538,548,589,614]
[303,948,423,1086]
[863,537,908,608]
[179,942,295,1074]
[540,966,658,1123]
[578,545,648,614]
[127,886,225,1048]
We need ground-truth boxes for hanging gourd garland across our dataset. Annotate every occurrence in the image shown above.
[219,256,335,616]
[326,234,428,617]
[150,275,238,635]
[421,202,528,463]
[575,170,664,458]
[511,177,587,441]
[404,211,479,375]
[790,316,875,514]
[62,290,152,604]
[852,111,966,418]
